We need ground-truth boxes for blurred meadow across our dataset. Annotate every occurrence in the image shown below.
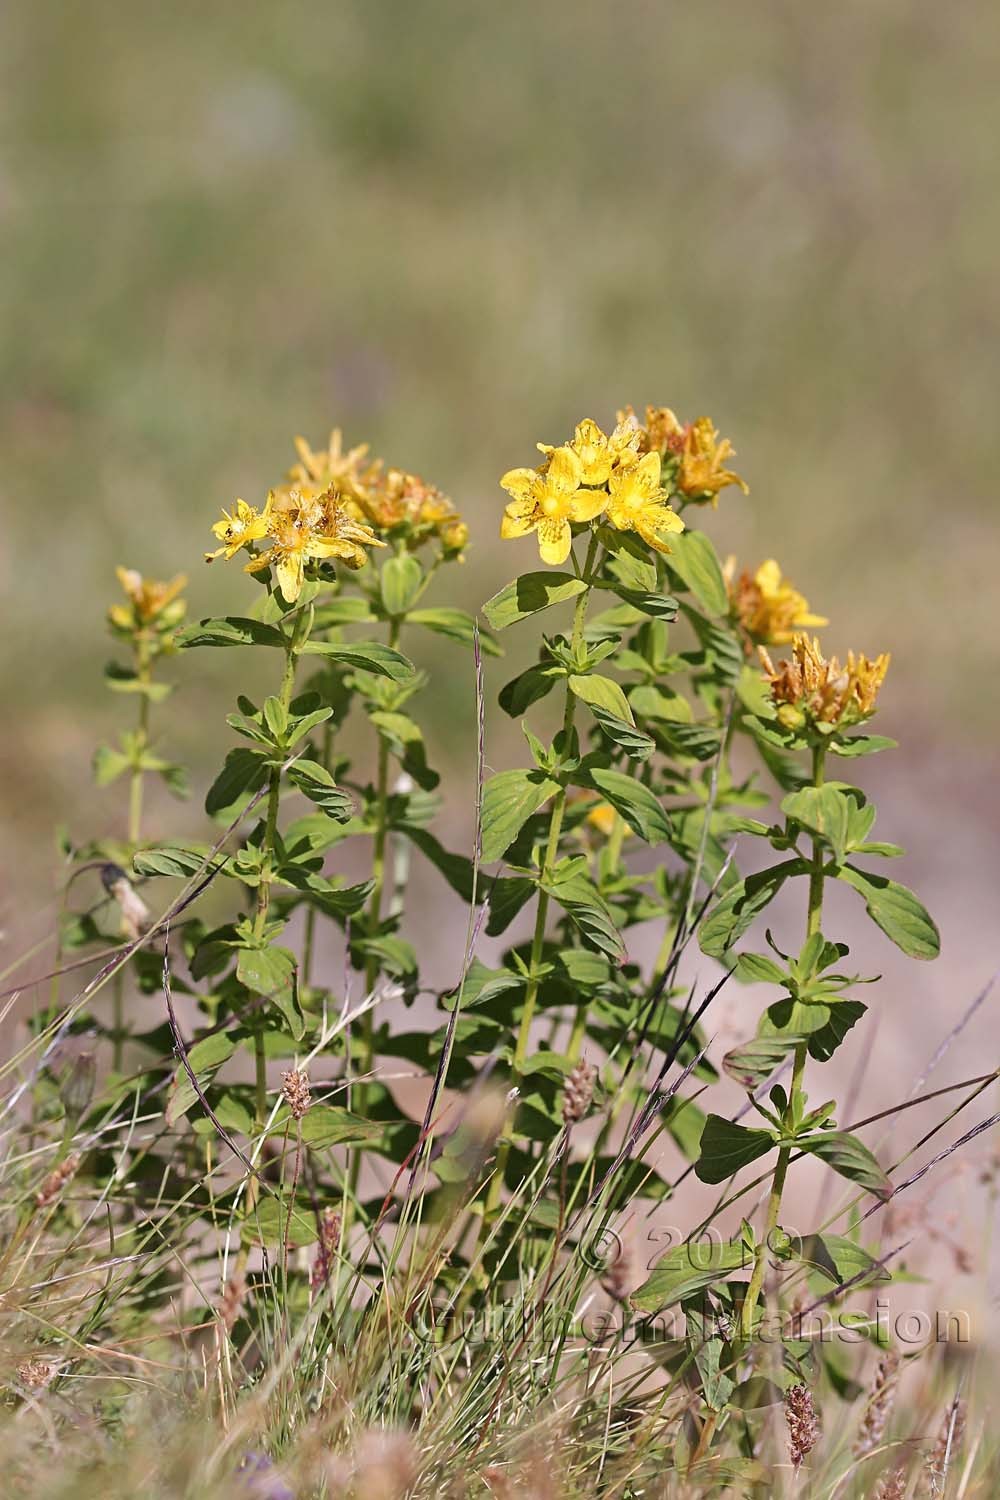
[2,0,1000,1235]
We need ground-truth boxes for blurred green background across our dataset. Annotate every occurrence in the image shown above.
[2,0,998,912]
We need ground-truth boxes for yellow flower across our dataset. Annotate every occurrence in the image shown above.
[205,498,271,562]
[438,516,469,555]
[289,428,380,504]
[675,416,748,504]
[109,567,187,630]
[500,446,606,565]
[725,557,828,648]
[604,452,685,553]
[244,488,385,602]
[760,634,889,727]
[538,417,640,487]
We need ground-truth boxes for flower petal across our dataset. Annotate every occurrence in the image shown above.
[545,446,583,495]
[500,467,540,501]
[275,553,303,602]
[536,517,572,565]
[501,508,536,540]
[569,487,610,523]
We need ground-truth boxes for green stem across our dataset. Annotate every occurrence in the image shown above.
[251,644,297,1128]
[739,740,826,1341]
[301,720,333,993]
[356,617,402,1088]
[127,637,151,849]
[115,636,152,1073]
[486,534,599,1216]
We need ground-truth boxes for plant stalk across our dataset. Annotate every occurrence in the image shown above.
[739,739,827,1340]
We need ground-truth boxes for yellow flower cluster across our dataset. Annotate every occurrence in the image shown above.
[500,417,685,565]
[725,557,827,649]
[619,405,749,505]
[287,428,467,554]
[109,567,187,633]
[760,634,890,729]
[206,426,467,602]
[207,487,385,603]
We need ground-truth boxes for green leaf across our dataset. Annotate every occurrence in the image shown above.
[176,617,286,649]
[603,583,679,620]
[699,861,807,959]
[799,1130,892,1200]
[133,844,215,879]
[103,661,172,700]
[408,607,502,655]
[656,721,721,761]
[93,744,130,787]
[632,1239,750,1312]
[205,747,269,819]
[781,785,852,865]
[590,706,655,762]
[369,711,439,791]
[236,945,303,1039]
[165,1031,237,1126]
[830,734,897,758]
[499,664,562,717]
[242,1192,317,1249]
[587,767,670,845]
[311,597,377,629]
[539,871,626,963]
[722,1035,803,1092]
[379,553,423,616]
[286,760,354,820]
[483,571,587,630]
[666,530,728,616]
[733,953,787,985]
[805,1000,866,1062]
[480,769,560,864]
[299,639,414,681]
[800,1232,890,1289]
[695,1115,776,1184]
[267,1104,378,1148]
[837,866,940,959]
[569,673,634,724]
[398,825,475,902]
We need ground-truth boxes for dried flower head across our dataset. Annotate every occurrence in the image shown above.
[280,1068,312,1121]
[36,1151,81,1208]
[562,1057,596,1126]
[310,1206,342,1292]
[784,1382,821,1469]
[109,566,187,632]
[16,1358,53,1391]
[725,557,828,648]
[605,451,685,554]
[855,1349,901,1456]
[289,427,379,506]
[923,1398,965,1495]
[675,414,748,503]
[873,1466,909,1500]
[760,634,890,729]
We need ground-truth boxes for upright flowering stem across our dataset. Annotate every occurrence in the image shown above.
[113,633,152,1073]
[487,533,599,1216]
[740,739,827,1340]
[251,643,298,1128]
[127,636,152,849]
